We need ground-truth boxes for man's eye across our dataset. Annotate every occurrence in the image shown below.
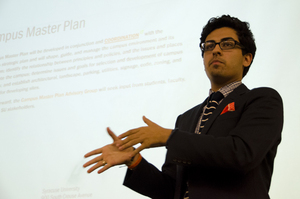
[205,43,215,50]
[221,41,234,48]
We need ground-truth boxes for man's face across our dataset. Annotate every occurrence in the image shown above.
[203,27,252,89]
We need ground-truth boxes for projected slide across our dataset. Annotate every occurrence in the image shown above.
[1,28,184,113]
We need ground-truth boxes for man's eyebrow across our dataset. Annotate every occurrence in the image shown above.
[221,37,235,41]
[205,37,235,43]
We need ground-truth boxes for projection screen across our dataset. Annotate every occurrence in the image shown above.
[0,0,299,198]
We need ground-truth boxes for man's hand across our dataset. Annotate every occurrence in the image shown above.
[83,127,133,174]
[116,116,172,157]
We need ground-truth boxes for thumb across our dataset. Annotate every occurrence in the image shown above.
[142,116,155,126]
[107,127,118,141]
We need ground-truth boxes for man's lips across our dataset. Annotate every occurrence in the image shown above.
[209,59,224,65]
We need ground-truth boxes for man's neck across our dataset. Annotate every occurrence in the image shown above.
[210,78,243,92]
[209,81,242,97]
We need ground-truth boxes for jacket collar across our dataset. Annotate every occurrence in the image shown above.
[200,83,249,135]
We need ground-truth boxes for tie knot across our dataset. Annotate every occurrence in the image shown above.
[210,91,224,103]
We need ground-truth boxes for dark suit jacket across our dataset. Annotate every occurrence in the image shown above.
[124,84,283,199]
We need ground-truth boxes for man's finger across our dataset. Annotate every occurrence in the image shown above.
[84,148,102,158]
[87,161,103,173]
[98,164,111,174]
[107,127,118,141]
[142,116,155,126]
[116,135,136,147]
[118,128,139,139]
[118,138,140,150]
[130,145,146,157]
[83,155,103,168]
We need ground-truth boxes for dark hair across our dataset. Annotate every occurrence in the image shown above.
[200,15,256,77]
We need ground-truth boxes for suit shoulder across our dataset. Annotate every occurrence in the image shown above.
[242,87,283,108]
[247,87,282,99]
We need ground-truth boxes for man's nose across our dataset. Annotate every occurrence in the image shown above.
[212,43,222,56]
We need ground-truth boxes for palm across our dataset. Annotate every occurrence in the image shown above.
[83,128,132,174]
[101,143,132,166]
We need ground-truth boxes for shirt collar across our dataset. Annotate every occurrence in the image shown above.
[209,81,242,98]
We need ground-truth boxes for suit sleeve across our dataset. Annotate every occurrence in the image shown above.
[166,88,283,174]
[123,155,177,199]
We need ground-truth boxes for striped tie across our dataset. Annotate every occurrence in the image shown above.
[183,92,224,199]
[199,91,224,134]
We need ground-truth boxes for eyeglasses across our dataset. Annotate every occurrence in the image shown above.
[200,38,244,52]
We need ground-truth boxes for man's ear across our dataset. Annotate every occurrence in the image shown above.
[243,53,253,67]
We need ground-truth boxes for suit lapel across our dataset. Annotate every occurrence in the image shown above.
[188,97,208,133]
[201,84,249,135]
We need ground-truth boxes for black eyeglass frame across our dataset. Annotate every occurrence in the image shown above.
[200,38,244,52]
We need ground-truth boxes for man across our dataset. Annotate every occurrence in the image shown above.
[83,15,283,199]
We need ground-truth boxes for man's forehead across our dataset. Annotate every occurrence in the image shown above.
[205,27,239,42]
